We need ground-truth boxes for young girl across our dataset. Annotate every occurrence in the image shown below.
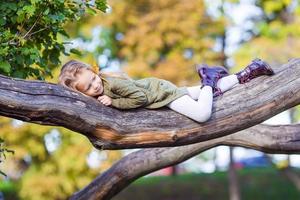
[58,59,274,123]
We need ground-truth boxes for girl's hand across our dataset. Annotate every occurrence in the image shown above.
[97,95,112,106]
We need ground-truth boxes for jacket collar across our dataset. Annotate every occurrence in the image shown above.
[100,74,114,97]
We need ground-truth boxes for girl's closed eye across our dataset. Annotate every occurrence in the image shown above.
[76,68,104,97]
[85,76,95,92]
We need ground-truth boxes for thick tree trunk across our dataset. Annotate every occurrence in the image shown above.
[70,123,300,200]
[266,155,300,191]
[0,59,300,149]
[280,107,300,190]
[281,167,300,191]
[228,147,241,200]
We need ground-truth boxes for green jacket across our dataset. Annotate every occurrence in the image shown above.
[101,75,188,110]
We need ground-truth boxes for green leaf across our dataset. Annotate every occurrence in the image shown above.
[0,18,6,26]
[30,0,41,5]
[23,5,36,17]
[70,48,82,56]
[86,7,97,15]
[44,8,49,15]
[58,29,69,38]
[0,61,11,73]
[7,2,18,11]
[12,70,26,79]
[95,0,108,13]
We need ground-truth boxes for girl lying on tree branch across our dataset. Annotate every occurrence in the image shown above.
[58,59,274,123]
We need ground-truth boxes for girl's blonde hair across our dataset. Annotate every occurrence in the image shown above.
[58,59,130,92]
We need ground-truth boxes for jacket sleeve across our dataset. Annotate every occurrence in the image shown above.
[110,79,148,109]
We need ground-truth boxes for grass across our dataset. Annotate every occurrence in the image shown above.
[1,167,299,200]
[112,167,300,200]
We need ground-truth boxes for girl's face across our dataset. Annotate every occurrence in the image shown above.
[75,68,104,97]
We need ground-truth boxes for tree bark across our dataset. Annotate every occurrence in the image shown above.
[229,147,241,200]
[70,123,300,200]
[0,59,300,149]
[281,167,300,191]
[266,155,300,191]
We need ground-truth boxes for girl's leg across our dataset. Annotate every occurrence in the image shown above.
[187,74,239,100]
[167,86,213,123]
[216,74,239,92]
[186,85,202,100]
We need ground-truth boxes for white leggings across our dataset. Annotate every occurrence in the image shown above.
[167,75,239,123]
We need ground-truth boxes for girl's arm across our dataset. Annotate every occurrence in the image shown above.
[111,79,148,109]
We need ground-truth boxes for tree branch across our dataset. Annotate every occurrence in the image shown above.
[0,59,300,149]
[70,123,300,200]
